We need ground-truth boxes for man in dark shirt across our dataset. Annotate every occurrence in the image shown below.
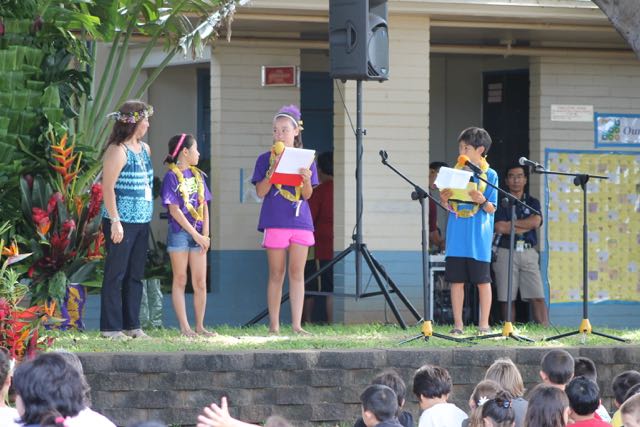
[492,165,549,326]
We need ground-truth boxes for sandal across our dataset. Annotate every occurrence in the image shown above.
[293,328,312,336]
[181,329,197,338]
[449,328,464,335]
[477,327,492,335]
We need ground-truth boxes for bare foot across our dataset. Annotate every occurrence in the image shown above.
[196,329,218,337]
[181,329,197,338]
[268,329,280,336]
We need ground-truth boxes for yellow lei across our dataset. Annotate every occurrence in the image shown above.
[268,148,302,202]
[450,158,490,218]
[168,163,205,222]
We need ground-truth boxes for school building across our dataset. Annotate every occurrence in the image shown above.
[88,0,640,330]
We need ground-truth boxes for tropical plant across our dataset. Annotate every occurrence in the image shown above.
[0,221,55,360]
[20,131,104,305]
[77,0,250,151]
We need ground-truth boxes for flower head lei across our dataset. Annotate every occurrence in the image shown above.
[107,105,154,124]
[167,134,205,224]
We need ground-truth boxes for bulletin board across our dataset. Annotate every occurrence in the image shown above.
[543,149,640,303]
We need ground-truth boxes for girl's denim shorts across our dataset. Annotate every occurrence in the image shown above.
[167,229,200,252]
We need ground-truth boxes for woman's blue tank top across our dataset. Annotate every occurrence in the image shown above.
[102,144,154,223]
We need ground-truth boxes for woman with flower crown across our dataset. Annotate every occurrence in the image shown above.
[160,133,216,338]
[251,105,319,335]
[100,100,154,340]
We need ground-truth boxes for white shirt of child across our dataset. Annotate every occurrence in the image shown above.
[0,406,21,427]
[64,407,117,427]
[418,402,468,427]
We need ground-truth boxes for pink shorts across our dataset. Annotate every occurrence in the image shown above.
[262,228,315,249]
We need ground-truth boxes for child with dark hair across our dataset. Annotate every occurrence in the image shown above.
[573,357,611,422]
[482,391,516,427]
[360,384,403,427]
[428,160,448,252]
[610,370,640,427]
[12,353,86,426]
[413,365,467,427]
[523,384,569,427]
[621,393,640,427]
[539,349,574,389]
[565,376,609,426]
[439,127,498,334]
[354,371,413,427]
[53,351,116,427]
[463,379,503,427]
[0,348,19,426]
[161,133,215,337]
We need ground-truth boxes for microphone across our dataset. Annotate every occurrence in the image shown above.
[519,156,544,169]
[272,141,285,155]
[379,150,389,162]
[456,155,482,175]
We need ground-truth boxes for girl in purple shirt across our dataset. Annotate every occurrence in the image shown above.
[161,133,215,337]
[251,105,319,335]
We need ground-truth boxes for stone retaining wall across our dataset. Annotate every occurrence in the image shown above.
[79,345,640,426]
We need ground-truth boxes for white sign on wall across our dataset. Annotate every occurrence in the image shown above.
[550,104,593,122]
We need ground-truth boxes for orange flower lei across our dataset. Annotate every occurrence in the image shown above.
[168,164,205,221]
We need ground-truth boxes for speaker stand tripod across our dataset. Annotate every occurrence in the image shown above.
[377,151,468,343]
[538,171,627,343]
[244,80,421,329]
[461,171,536,342]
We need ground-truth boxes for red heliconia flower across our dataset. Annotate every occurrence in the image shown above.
[0,298,10,319]
[47,192,63,214]
[32,207,51,235]
[61,219,76,238]
[50,232,70,253]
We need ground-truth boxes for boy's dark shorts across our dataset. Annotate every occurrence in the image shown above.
[445,256,492,285]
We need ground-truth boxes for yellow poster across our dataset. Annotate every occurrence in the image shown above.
[544,150,640,302]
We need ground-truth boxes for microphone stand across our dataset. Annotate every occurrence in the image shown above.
[528,167,627,343]
[467,169,536,342]
[379,150,470,344]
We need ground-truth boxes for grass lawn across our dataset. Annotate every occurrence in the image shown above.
[48,323,640,353]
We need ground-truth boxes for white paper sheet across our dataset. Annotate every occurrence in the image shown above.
[275,147,316,173]
[434,167,473,189]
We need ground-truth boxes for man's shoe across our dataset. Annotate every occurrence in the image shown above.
[100,331,130,340]
[123,329,150,339]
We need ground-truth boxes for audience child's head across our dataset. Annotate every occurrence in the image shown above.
[524,384,569,427]
[484,357,526,398]
[539,349,574,388]
[371,370,407,413]
[625,383,640,402]
[621,393,640,427]
[264,415,294,427]
[573,356,597,382]
[482,390,516,427]
[12,352,85,425]
[412,364,452,410]
[53,350,91,406]
[360,384,399,427]
[565,376,601,420]
[467,380,503,427]
[612,370,640,407]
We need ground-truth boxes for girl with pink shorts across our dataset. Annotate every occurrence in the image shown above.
[251,105,319,335]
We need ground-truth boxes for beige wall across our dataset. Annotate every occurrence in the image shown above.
[210,46,301,250]
[334,14,431,323]
[529,55,640,247]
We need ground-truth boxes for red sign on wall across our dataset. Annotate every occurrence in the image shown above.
[261,66,298,87]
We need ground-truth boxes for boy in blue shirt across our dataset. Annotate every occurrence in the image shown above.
[439,127,498,334]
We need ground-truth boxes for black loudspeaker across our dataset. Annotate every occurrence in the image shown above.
[329,0,389,81]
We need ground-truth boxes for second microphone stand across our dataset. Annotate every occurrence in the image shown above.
[379,150,468,344]
[468,168,536,342]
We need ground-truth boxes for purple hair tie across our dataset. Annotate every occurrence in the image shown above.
[171,134,187,159]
